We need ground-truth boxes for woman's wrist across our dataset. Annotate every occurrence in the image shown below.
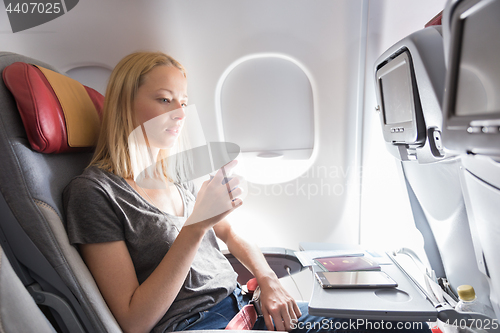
[181,218,210,237]
[255,270,279,285]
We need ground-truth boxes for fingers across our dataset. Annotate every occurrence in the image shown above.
[292,300,302,320]
[224,198,243,212]
[262,301,298,331]
[191,161,243,225]
[222,159,238,174]
[211,160,238,183]
[279,308,292,332]
[228,186,243,198]
[209,168,240,191]
[208,174,243,202]
[226,176,240,189]
[234,198,243,206]
[262,308,275,332]
[288,300,301,332]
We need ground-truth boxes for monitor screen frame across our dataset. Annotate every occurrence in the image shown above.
[375,49,426,146]
[442,0,500,155]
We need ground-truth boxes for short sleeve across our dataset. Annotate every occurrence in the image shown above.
[63,176,125,245]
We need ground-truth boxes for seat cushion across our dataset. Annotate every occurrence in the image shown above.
[2,62,103,153]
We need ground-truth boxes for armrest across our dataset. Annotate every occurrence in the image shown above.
[223,247,304,285]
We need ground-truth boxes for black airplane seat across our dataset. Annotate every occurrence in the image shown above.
[0,52,302,333]
[0,52,122,333]
[441,0,500,322]
[0,243,57,332]
[373,15,496,330]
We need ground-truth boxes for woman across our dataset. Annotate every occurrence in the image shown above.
[64,51,431,333]
[64,51,301,333]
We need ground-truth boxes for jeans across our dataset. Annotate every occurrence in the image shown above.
[174,286,431,332]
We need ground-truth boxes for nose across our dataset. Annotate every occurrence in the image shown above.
[170,105,185,120]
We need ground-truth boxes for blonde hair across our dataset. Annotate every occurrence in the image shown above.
[90,51,189,182]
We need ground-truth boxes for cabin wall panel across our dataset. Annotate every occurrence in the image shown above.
[0,1,365,245]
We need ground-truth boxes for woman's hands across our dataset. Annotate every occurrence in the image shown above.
[257,274,302,331]
[215,221,302,332]
[185,159,243,230]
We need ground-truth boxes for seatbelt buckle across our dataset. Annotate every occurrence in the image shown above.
[250,285,263,317]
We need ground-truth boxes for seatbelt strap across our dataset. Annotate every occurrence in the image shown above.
[225,278,262,330]
[225,304,259,330]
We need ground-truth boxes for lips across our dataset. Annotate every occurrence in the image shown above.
[166,127,181,135]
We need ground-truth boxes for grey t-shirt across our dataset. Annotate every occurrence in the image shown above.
[63,166,238,332]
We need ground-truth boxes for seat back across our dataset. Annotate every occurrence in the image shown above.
[373,26,491,310]
[442,0,500,320]
[0,52,121,332]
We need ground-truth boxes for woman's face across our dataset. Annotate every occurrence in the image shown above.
[133,65,188,149]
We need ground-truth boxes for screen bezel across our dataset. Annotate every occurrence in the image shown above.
[442,0,500,155]
[376,49,426,146]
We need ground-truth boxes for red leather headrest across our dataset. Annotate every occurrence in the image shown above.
[2,62,104,154]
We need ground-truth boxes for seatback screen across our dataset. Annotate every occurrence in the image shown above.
[454,0,500,117]
[380,58,413,125]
